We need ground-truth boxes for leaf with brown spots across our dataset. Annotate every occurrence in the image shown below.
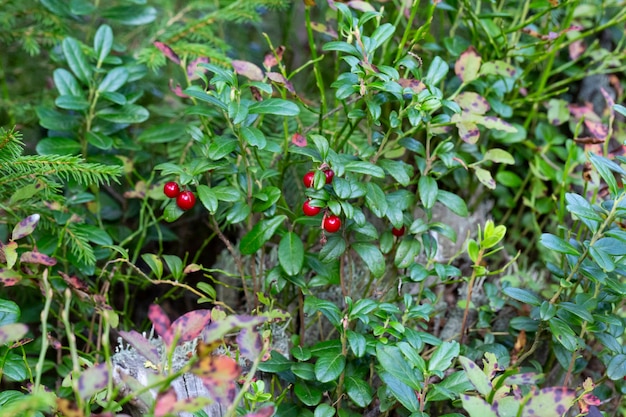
[119,330,160,364]
[480,60,517,78]
[57,398,84,417]
[244,405,276,417]
[0,268,21,287]
[455,46,481,84]
[0,241,17,268]
[455,92,490,114]
[521,387,575,417]
[12,214,40,241]
[0,323,28,345]
[148,304,171,341]
[201,315,266,345]
[232,60,264,81]
[154,387,178,417]
[78,363,109,400]
[20,251,57,266]
[237,327,264,361]
[194,355,241,405]
[163,309,212,347]
[266,72,295,93]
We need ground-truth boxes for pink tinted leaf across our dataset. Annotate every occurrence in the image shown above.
[187,57,210,79]
[168,79,188,98]
[119,330,160,364]
[569,39,585,60]
[20,251,57,266]
[244,405,275,417]
[455,46,482,83]
[601,87,615,112]
[12,214,40,241]
[584,120,608,141]
[263,46,285,69]
[455,92,489,114]
[347,1,376,12]
[266,72,295,93]
[148,304,171,340]
[237,327,263,361]
[154,388,178,417]
[154,41,180,65]
[78,363,109,400]
[164,309,212,346]
[194,355,241,405]
[398,78,426,94]
[292,133,307,147]
[232,60,264,81]
[0,268,21,287]
[569,103,599,120]
[309,22,338,39]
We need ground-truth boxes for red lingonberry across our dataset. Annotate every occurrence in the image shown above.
[163,181,180,198]
[324,169,335,184]
[176,190,196,211]
[323,215,341,233]
[303,171,315,188]
[303,200,321,216]
[392,226,405,237]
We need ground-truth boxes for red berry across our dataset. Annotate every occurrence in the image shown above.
[324,169,334,184]
[323,215,341,233]
[392,226,405,237]
[303,200,321,216]
[176,190,196,211]
[163,181,180,198]
[303,171,315,188]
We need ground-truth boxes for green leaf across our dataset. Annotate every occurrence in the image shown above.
[36,138,81,155]
[314,350,346,383]
[248,99,300,116]
[162,255,183,279]
[197,185,218,214]
[548,318,579,352]
[74,224,112,245]
[455,47,481,84]
[395,239,421,269]
[304,297,342,328]
[94,24,113,65]
[86,132,113,150]
[539,234,580,255]
[425,56,449,85]
[365,183,388,218]
[213,186,242,202]
[607,354,626,380]
[418,176,438,210]
[97,67,129,92]
[97,104,149,124]
[428,341,459,374]
[314,404,335,417]
[102,5,157,25]
[437,190,468,217]
[319,235,346,262]
[502,287,542,306]
[474,167,496,189]
[311,135,329,161]
[467,239,479,263]
[291,362,315,380]
[322,41,360,56]
[294,380,322,406]
[138,123,186,144]
[141,253,163,279]
[345,376,373,408]
[484,149,515,164]
[62,37,92,85]
[53,69,82,96]
[278,232,304,276]
[0,299,20,326]
[376,344,423,390]
[240,127,266,149]
[379,371,420,412]
[589,245,615,272]
[558,302,593,323]
[184,88,228,111]
[589,153,625,195]
[458,356,492,396]
[208,136,238,160]
[344,161,385,178]
[378,159,412,186]
[55,95,89,110]
[346,330,366,357]
[352,242,385,278]
[370,23,395,50]
[239,215,286,255]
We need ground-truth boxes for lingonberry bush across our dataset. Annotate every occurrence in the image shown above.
[0,1,625,416]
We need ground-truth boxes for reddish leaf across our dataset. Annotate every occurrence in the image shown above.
[187,57,210,79]
[56,398,84,417]
[20,251,57,266]
[169,79,188,98]
[584,120,608,141]
[244,405,276,417]
[455,46,482,83]
[601,87,615,112]
[309,22,338,38]
[154,41,180,65]
[194,355,241,405]
[263,46,285,69]
[149,304,171,341]
[292,132,307,147]
[266,72,295,93]
[569,39,585,60]
[237,327,263,361]
[398,78,426,94]
[232,60,264,81]
[60,271,89,292]
[163,309,212,346]
[154,387,178,417]
[119,330,160,364]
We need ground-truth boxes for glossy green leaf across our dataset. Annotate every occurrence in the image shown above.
[378,371,420,412]
[208,136,238,160]
[418,176,438,210]
[197,185,218,214]
[314,350,346,383]
[0,299,20,326]
[86,132,113,150]
[248,99,300,116]
[378,159,412,186]
[98,67,129,92]
[589,245,615,272]
[394,239,420,269]
[502,287,542,306]
[346,330,366,357]
[484,149,515,164]
[376,344,423,390]
[138,123,186,143]
[319,235,346,262]
[53,69,82,96]
[55,95,89,110]
[162,255,183,279]
[239,215,286,255]
[62,37,92,85]
[607,354,626,380]
[365,183,388,218]
[240,126,267,149]
[294,380,322,406]
[370,23,395,50]
[352,242,385,278]
[97,104,149,124]
[539,234,579,255]
[141,253,163,279]
[94,24,113,65]
[425,56,449,85]
[74,224,112,245]
[345,376,373,408]
[344,161,385,178]
[102,5,157,25]
[437,190,468,217]
[314,404,335,417]
[428,341,459,373]
[278,232,304,276]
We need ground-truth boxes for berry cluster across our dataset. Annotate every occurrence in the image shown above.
[163,181,196,211]
[302,169,341,233]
